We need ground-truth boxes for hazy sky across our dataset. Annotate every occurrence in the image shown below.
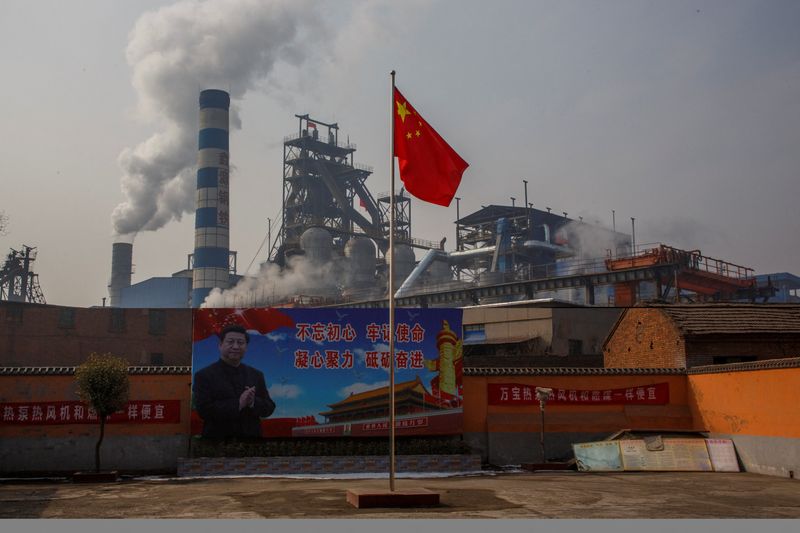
[1,0,798,307]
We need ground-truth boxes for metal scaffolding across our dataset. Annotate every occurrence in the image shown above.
[0,245,46,304]
[280,115,383,260]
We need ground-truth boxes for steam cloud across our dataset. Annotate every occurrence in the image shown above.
[560,220,630,260]
[112,0,325,238]
[204,254,354,307]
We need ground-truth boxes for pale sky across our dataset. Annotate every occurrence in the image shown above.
[1,0,798,307]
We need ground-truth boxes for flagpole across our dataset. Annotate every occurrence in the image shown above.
[389,69,397,492]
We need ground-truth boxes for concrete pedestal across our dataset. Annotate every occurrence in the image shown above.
[346,488,440,508]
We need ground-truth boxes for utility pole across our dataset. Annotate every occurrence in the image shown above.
[535,387,553,463]
[455,197,461,252]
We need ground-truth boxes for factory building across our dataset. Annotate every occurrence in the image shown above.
[106,97,774,310]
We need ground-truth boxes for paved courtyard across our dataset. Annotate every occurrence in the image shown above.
[2,471,800,519]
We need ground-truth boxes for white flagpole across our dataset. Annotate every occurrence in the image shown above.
[389,69,397,492]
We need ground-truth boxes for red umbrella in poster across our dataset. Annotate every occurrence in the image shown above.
[192,307,295,341]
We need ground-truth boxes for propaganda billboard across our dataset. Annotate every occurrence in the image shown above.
[191,307,463,439]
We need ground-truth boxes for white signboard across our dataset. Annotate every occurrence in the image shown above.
[705,439,740,472]
[573,441,624,472]
[620,438,713,471]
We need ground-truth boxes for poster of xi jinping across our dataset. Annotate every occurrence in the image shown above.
[191,307,464,440]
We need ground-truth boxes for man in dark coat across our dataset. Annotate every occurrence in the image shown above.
[193,325,276,439]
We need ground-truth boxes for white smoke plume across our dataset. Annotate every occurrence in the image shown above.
[560,220,631,260]
[112,0,326,237]
[204,254,347,307]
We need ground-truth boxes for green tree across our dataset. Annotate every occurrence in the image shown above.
[74,353,130,473]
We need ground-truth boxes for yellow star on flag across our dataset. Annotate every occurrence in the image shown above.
[392,85,469,207]
[396,100,411,123]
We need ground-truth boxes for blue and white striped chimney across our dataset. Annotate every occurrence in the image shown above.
[192,89,231,307]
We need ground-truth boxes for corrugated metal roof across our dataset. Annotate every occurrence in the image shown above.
[656,304,800,335]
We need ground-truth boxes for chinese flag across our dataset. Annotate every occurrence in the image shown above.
[393,87,468,207]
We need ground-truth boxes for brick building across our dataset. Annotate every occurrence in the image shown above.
[603,304,800,368]
[0,301,192,367]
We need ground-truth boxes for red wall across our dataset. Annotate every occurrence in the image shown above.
[464,373,691,435]
[0,373,190,439]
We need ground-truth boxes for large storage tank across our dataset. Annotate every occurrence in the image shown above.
[387,244,415,290]
[293,227,338,300]
[343,237,377,300]
[300,227,333,265]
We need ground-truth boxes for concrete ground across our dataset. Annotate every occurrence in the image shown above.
[1,471,799,519]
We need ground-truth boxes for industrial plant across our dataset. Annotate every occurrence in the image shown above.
[95,89,785,310]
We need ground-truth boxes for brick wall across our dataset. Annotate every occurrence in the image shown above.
[604,308,686,368]
[0,302,192,367]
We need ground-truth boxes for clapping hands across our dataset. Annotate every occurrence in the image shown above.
[239,386,256,411]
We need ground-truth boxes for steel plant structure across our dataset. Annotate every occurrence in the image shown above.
[0,245,45,304]
[107,102,776,309]
[277,114,428,264]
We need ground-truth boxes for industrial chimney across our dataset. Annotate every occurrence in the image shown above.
[108,242,133,307]
[191,89,232,307]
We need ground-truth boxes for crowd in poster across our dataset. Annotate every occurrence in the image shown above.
[191,307,464,439]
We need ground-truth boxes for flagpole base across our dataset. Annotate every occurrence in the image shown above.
[346,488,440,508]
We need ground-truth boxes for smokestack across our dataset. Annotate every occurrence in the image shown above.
[192,89,231,307]
[109,242,133,307]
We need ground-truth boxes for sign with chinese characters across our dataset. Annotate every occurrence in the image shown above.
[705,439,740,472]
[573,441,624,472]
[191,307,463,438]
[0,400,181,425]
[619,438,713,471]
[487,382,669,406]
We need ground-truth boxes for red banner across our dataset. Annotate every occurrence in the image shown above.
[0,400,181,425]
[488,383,669,406]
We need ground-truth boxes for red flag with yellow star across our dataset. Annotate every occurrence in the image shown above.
[393,87,468,207]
